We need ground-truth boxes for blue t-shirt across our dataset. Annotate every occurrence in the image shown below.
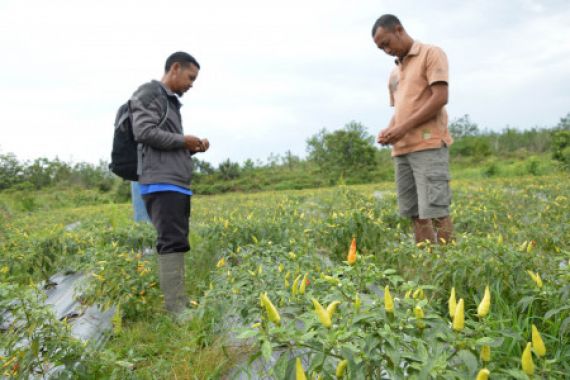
[139,183,193,196]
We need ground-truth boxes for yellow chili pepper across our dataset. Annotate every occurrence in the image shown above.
[354,294,361,312]
[335,359,348,379]
[448,287,457,318]
[322,274,340,285]
[414,305,425,329]
[312,298,332,328]
[278,263,284,273]
[477,285,491,318]
[260,292,281,326]
[521,342,534,376]
[284,271,291,288]
[295,357,307,380]
[414,305,424,318]
[292,274,302,295]
[299,273,309,295]
[413,288,424,300]
[535,272,543,288]
[452,298,464,332]
[1,356,17,372]
[326,301,341,319]
[480,345,491,362]
[215,257,225,268]
[527,270,543,288]
[475,368,490,380]
[384,285,394,313]
[347,237,357,265]
[532,324,546,357]
[112,304,122,335]
[404,289,412,299]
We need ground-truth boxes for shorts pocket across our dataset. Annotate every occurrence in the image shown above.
[427,174,451,206]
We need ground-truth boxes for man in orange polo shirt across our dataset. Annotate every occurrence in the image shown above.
[372,14,454,244]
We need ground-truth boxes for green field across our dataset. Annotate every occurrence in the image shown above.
[1,174,569,379]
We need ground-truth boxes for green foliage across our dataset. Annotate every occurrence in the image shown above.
[218,159,241,180]
[193,113,568,193]
[307,121,377,183]
[483,161,499,177]
[490,127,552,154]
[551,130,570,170]
[0,154,115,193]
[449,114,480,139]
[113,180,131,203]
[554,112,570,131]
[2,112,570,196]
[525,156,541,176]
[78,248,161,319]
[191,176,569,378]
[242,158,256,171]
[0,283,85,378]
[0,152,23,190]
[452,136,492,159]
[1,175,569,378]
[194,158,215,175]
[193,160,328,194]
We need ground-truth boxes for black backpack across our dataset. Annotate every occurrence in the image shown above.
[109,92,169,181]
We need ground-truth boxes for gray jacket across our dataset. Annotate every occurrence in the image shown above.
[130,80,193,188]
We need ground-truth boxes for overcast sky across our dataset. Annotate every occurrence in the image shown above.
[1,0,569,166]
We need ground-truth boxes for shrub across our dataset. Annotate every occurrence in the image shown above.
[552,130,570,170]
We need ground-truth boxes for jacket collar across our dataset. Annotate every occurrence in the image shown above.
[154,80,182,106]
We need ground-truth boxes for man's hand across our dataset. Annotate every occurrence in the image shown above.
[184,135,210,153]
[380,83,448,145]
[377,128,390,145]
[184,135,204,152]
[200,138,210,152]
[381,124,408,145]
[378,116,397,145]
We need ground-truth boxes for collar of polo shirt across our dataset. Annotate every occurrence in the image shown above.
[395,40,421,65]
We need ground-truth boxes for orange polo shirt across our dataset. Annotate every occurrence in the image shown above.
[388,41,453,156]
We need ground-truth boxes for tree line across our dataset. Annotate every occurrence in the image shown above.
[1,113,569,195]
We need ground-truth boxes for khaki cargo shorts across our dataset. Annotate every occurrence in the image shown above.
[394,146,451,219]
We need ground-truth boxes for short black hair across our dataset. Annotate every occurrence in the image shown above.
[165,51,200,73]
[371,14,402,37]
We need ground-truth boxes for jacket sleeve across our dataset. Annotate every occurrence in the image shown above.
[130,88,186,150]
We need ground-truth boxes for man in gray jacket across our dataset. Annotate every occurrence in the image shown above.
[131,51,209,319]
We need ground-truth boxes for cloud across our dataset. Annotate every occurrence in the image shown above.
[1,0,569,165]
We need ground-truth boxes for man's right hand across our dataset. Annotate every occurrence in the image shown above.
[377,128,390,145]
[200,138,210,152]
